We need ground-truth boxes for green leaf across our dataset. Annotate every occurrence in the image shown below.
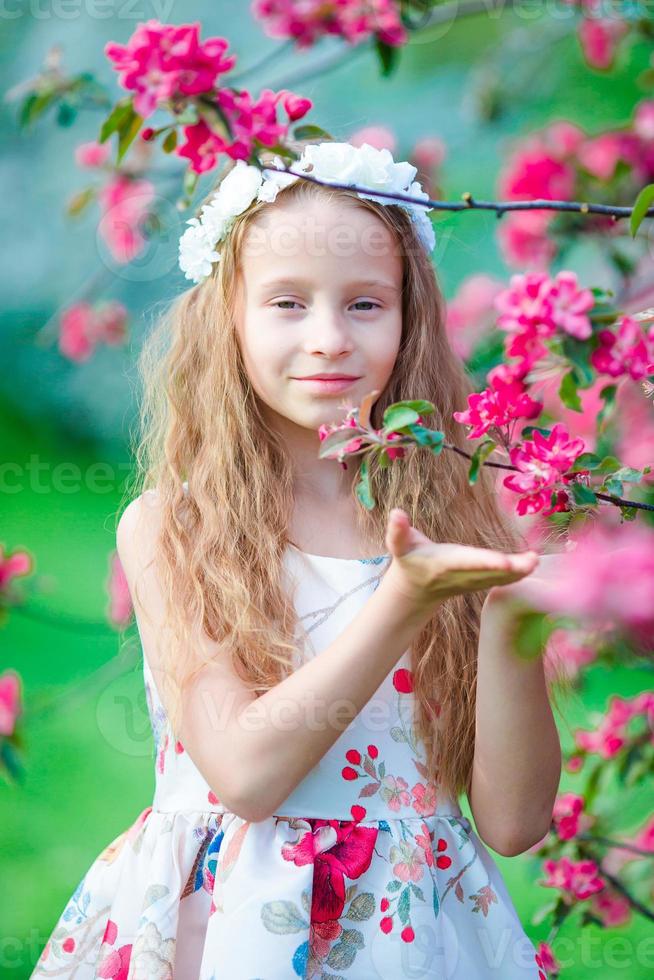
[570,452,601,471]
[162,129,178,153]
[468,439,497,484]
[619,504,638,521]
[561,336,595,385]
[66,186,96,217]
[375,38,400,76]
[404,423,444,453]
[182,168,199,200]
[382,406,419,431]
[558,371,583,412]
[355,456,375,510]
[570,481,598,506]
[56,100,77,127]
[391,399,435,415]
[597,384,617,431]
[613,466,647,483]
[99,97,133,143]
[595,455,621,474]
[601,477,623,496]
[117,107,144,164]
[18,90,57,127]
[292,124,333,141]
[630,183,654,238]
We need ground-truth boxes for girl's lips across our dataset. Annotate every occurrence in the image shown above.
[293,377,361,393]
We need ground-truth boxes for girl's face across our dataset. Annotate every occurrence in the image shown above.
[234,195,404,432]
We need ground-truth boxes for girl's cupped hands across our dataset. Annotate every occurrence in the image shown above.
[383,507,542,614]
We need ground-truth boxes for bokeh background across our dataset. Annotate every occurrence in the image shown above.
[1,3,653,977]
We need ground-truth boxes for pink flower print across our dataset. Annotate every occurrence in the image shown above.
[380,774,411,811]
[309,918,342,961]
[97,917,132,980]
[411,781,437,817]
[414,824,435,867]
[390,839,426,883]
[282,819,378,923]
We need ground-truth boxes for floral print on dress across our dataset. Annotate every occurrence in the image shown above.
[31,546,545,979]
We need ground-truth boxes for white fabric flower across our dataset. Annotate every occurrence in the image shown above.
[178,219,221,283]
[178,142,435,285]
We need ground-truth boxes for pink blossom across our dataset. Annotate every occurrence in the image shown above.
[578,16,629,71]
[410,135,446,171]
[453,374,542,440]
[576,132,625,182]
[318,415,365,456]
[252,0,408,49]
[177,87,311,174]
[350,125,397,153]
[541,855,605,902]
[0,671,22,737]
[495,270,593,345]
[497,210,556,270]
[445,274,505,359]
[591,315,654,381]
[545,120,586,157]
[503,423,586,515]
[536,940,559,977]
[107,552,133,627]
[499,138,576,201]
[544,627,598,682]
[74,140,111,168]
[634,100,654,141]
[97,176,154,263]
[529,521,654,645]
[589,888,632,927]
[104,20,236,118]
[0,546,32,591]
[59,301,128,363]
[551,792,586,840]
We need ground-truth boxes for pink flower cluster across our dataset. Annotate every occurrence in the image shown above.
[0,671,22,738]
[532,521,654,650]
[105,20,237,118]
[494,270,594,369]
[97,175,155,264]
[565,0,631,70]
[541,855,605,903]
[544,627,598,683]
[104,21,312,175]
[74,140,111,169]
[252,0,408,49]
[177,86,311,174]
[452,372,542,441]
[496,104,654,267]
[59,301,128,363]
[503,422,586,516]
[574,692,654,759]
[590,314,654,382]
[551,792,589,841]
[318,414,411,467]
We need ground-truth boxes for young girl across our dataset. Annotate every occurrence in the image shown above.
[33,139,561,979]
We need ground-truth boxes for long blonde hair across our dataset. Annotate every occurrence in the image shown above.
[123,141,563,801]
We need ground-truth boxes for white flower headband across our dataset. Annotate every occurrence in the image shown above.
[178,141,436,284]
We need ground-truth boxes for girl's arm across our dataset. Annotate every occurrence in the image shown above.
[117,493,438,823]
[467,586,562,857]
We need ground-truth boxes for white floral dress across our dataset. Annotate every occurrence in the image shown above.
[32,545,548,979]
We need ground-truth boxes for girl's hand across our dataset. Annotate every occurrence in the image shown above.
[383,508,540,615]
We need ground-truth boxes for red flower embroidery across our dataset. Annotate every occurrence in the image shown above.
[392,668,414,693]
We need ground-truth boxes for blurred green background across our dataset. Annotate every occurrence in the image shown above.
[1,3,653,977]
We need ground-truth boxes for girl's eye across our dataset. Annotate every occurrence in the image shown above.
[272,301,380,311]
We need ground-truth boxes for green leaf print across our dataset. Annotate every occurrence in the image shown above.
[326,933,361,970]
[390,726,406,742]
[409,882,426,903]
[433,884,440,917]
[397,887,411,925]
[387,879,402,892]
[261,900,309,934]
[345,892,376,921]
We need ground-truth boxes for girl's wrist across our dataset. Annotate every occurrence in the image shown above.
[380,561,440,627]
